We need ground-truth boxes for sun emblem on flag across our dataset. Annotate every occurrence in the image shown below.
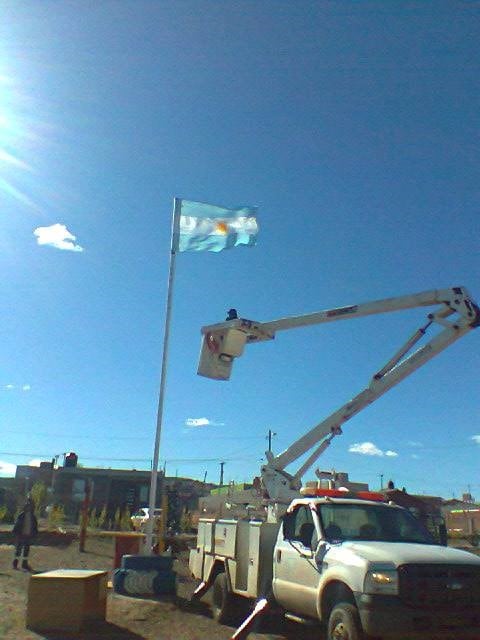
[215,221,228,235]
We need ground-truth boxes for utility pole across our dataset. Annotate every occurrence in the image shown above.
[267,429,277,453]
[379,474,384,490]
[219,461,225,486]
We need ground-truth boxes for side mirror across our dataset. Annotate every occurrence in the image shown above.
[438,523,448,547]
[314,539,329,563]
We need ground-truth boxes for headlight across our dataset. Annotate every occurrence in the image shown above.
[364,570,399,595]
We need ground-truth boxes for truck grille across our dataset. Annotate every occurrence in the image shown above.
[398,564,480,610]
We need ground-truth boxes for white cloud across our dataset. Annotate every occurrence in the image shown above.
[349,442,383,456]
[3,383,31,391]
[0,460,17,477]
[34,223,84,252]
[472,435,480,444]
[348,441,399,457]
[28,459,42,467]
[411,454,420,459]
[407,440,423,447]
[185,417,211,428]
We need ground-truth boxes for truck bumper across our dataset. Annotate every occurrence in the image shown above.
[355,593,480,639]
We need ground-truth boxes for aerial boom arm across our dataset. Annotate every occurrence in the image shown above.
[197,287,479,501]
[259,287,471,333]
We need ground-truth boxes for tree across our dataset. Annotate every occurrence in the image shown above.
[98,504,108,530]
[88,508,100,529]
[47,505,65,530]
[30,481,48,518]
[120,506,132,531]
[179,509,192,533]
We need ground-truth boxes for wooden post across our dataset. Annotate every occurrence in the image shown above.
[79,480,91,553]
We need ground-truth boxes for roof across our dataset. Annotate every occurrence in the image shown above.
[289,497,394,510]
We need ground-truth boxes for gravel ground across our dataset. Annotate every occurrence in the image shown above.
[0,529,313,640]
[2,528,479,640]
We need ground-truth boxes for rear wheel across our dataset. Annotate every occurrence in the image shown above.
[211,571,241,625]
[327,602,363,640]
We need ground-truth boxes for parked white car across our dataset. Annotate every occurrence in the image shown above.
[130,507,162,531]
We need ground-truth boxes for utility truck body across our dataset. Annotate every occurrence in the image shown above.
[190,286,480,638]
[191,493,480,638]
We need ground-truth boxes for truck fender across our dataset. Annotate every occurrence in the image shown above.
[316,558,364,618]
[319,579,357,622]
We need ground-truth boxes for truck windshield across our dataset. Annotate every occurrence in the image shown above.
[318,503,435,544]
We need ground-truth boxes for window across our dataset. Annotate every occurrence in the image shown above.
[139,485,149,503]
[283,506,316,547]
[72,479,86,502]
[318,503,434,543]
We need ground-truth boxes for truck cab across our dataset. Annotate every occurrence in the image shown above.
[275,493,480,638]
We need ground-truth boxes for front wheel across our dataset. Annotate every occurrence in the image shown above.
[327,602,363,640]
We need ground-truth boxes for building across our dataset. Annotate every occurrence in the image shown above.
[15,458,214,525]
[382,489,445,539]
[306,471,369,492]
[0,477,17,520]
[442,498,480,537]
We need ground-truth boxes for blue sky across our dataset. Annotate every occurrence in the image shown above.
[1,1,479,498]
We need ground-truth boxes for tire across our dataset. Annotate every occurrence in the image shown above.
[327,602,363,640]
[211,571,240,625]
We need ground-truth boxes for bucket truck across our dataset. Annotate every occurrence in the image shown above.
[189,287,480,639]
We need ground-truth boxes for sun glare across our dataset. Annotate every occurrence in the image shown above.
[0,72,37,207]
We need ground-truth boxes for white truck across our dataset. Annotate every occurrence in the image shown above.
[190,287,480,639]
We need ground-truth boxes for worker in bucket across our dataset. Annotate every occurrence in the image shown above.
[12,497,38,571]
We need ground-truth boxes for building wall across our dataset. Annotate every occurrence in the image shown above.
[445,507,480,535]
[52,468,161,518]
[15,462,214,525]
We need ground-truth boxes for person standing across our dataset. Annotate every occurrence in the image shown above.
[12,498,38,571]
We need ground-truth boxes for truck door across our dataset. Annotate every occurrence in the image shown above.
[273,505,321,618]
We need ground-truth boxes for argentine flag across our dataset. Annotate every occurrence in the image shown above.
[176,199,258,252]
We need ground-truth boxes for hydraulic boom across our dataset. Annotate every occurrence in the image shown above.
[197,287,479,502]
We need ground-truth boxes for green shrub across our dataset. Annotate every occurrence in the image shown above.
[120,506,132,531]
[97,505,108,530]
[47,505,65,530]
[179,510,192,533]
[88,508,100,530]
[470,533,479,547]
[113,507,121,530]
[30,482,48,518]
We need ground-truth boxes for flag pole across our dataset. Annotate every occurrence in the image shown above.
[145,198,182,554]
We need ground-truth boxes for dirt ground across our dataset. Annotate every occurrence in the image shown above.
[0,529,314,640]
[2,528,480,640]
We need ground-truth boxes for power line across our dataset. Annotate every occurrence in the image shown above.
[1,430,150,440]
[0,450,248,464]
[2,430,266,442]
